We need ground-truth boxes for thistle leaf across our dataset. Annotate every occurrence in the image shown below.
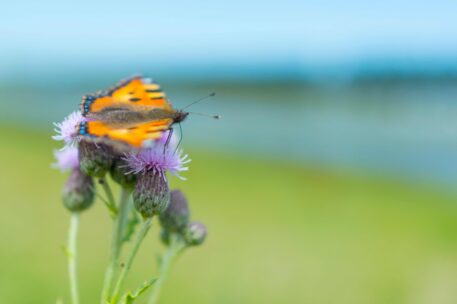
[120,278,157,304]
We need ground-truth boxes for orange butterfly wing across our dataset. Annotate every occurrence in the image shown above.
[78,76,175,147]
[80,76,172,116]
[78,119,173,148]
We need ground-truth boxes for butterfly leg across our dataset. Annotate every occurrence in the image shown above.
[174,123,183,154]
[163,128,174,153]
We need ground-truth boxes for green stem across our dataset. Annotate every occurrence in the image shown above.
[67,213,80,304]
[117,190,133,247]
[147,235,185,304]
[101,189,131,304]
[100,177,118,216]
[110,217,153,304]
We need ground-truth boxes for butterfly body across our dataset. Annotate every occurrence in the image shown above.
[87,107,187,128]
[77,76,188,148]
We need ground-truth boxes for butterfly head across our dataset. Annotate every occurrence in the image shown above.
[173,110,189,123]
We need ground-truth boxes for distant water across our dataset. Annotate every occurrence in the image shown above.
[1,81,457,185]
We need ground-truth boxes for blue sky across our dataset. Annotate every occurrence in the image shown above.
[1,0,457,78]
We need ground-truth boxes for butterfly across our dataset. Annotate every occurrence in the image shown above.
[77,76,189,149]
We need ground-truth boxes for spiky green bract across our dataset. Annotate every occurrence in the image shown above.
[159,189,190,233]
[184,221,207,246]
[133,171,170,218]
[62,167,95,212]
[78,140,115,177]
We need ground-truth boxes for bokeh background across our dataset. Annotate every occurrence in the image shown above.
[1,1,457,303]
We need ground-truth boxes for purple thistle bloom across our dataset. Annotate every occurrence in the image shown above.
[124,141,190,179]
[52,111,84,146]
[53,146,80,172]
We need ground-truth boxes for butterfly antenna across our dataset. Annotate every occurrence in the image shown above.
[182,92,216,110]
[187,111,221,119]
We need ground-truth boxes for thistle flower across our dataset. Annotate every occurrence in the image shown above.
[52,111,84,146]
[132,170,169,218]
[184,221,207,246]
[124,140,190,218]
[78,140,115,178]
[124,142,190,179]
[62,167,95,212]
[159,189,190,233]
[53,147,79,172]
[53,147,94,212]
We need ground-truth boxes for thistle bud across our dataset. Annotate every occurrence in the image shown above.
[159,190,190,233]
[110,157,137,189]
[184,221,207,246]
[78,140,115,177]
[133,171,170,218]
[62,168,95,212]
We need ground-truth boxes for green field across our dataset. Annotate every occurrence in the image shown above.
[1,125,457,304]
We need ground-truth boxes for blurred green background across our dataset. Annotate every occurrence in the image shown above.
[2,1,457,303]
